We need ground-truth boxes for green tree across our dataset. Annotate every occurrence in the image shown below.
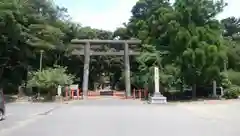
[221,17,240,40]
[27,66,75,99]
[221,17,240,70]
[0,0,79,94]
[127,0,228,98]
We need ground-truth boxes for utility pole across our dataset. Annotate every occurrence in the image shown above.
[40,50,44,71]
[224,59,227,72]
[38,50,44,99]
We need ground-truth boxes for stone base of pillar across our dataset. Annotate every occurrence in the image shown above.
[148,92,167,104]
[82,95,88,100]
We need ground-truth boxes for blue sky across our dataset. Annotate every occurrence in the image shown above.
[55,0,240,31]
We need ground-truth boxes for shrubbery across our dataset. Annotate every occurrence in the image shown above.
[223,86,240,99]
[222,70,240,99]
[27,66,75,100]
[27,66,75,88]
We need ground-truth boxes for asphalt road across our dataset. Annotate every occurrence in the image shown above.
[0,102,61,133]
[0,98,240,136]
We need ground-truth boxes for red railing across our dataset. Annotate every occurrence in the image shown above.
[131,89,149,100]
[63,87,149,100]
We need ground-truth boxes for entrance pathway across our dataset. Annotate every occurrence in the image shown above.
[71,96,145,106]
[1,98,240,136]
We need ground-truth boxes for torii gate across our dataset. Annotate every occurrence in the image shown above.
[70,39,141,99]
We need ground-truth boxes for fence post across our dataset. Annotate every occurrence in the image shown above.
[65,86,69,100]
[72,89,74,99]
[139,89,141,99]
[145,89,149,99]
[77,88,80,99]
[133,89,136,99]
[113,90,115,97]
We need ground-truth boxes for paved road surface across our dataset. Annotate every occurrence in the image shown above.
[0,98,240,136]
[0,103,60,132]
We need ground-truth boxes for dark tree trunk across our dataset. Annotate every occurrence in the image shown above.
[46,88,56,101]
[192,84,197,99]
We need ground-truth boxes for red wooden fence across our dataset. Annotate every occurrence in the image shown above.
[64,87,149,100]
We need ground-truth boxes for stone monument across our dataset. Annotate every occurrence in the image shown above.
[148,67,167,104]
[57,85,62,96]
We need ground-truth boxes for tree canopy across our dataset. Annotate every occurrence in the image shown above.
[1,0,240,99]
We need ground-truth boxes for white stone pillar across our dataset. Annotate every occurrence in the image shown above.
[148,66,167,104]
[154,67,160,94]
[57,85,62,96]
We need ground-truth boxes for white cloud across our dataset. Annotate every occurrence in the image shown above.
[66,0,240,31]
[70,0,138,31]
[217,0,240,19]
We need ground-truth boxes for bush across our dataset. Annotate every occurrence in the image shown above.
[27,66,75,89]
[27,66,75,100]
[223,86,240,99]
[219,72,231,88]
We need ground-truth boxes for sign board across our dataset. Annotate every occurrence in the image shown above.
[57,85,62,96]
[70,84,79,91]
